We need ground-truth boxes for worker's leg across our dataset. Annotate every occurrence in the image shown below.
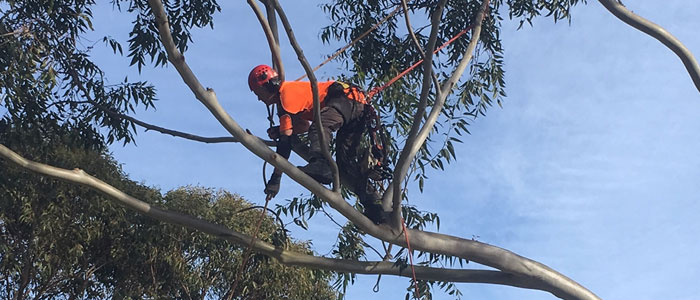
[300,106,344,184]
[301,96,364,184]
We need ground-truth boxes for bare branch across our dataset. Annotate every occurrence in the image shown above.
[387,0,447,224]
[90,100,275,145]
[247,0,284,79]
[270,0,341,192]
[1,143,569,292]
[400,0,443,95]
[598,0,700,93]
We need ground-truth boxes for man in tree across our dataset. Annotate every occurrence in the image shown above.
[248,64,387,223]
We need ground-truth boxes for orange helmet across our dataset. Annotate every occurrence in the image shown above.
[248,64,279,92]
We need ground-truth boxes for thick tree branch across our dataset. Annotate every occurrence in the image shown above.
[247,0,284,80]
[142,1,600,298]
[271,0,341,192]
[2,143,566,293]
[389,0,447,226]
[598,0,700,93]
[263,0,283,74]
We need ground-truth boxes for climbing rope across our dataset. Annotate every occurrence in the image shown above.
[229,159,275,299]
[366,22,477,100]
[295,5,401,82]
[401,218,421,299]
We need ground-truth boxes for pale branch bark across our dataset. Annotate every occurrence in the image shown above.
[247,0,284,80]
[400,0,443,93]
[392,0,491,220]
[598,0,700,93]
[263,0,283,74]
[143,1,600,298]
[389,0,448,227]
[1,143,564,292]
[271,0,341,192]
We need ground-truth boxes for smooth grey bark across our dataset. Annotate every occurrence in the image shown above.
[598,0,700,93]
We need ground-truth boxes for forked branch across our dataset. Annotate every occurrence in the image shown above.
[247,0,284,79]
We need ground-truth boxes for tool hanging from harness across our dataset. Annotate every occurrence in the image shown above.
[332,81,392,184]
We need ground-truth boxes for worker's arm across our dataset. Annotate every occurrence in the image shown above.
[279,114,294,136]
[264,134,292,198]
[291,114,310,134]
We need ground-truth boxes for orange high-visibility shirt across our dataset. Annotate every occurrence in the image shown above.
[277,81,367,134]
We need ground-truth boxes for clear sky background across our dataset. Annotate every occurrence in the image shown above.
[80,2,700,299]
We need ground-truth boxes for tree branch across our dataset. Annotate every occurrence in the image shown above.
[247,0,284,80]
[388,0,447,226]
[90,100,275,145]
[598,0,700,93]
[270,0,341,192]
[1,143,570,293]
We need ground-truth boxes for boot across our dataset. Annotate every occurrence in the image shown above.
[298,158,333,185]
[359,189,387,224]
[362,201,387,225]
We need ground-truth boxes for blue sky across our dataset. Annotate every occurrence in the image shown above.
[80,2,700,299]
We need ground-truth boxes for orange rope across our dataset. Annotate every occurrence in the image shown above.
[401,218,421,299]
[366,23,476,100]
[295,5,401,81]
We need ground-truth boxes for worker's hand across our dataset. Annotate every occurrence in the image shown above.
[264,173,282,198]
[267,126,280,140]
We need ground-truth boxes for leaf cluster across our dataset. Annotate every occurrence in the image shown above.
[0,0,160,145]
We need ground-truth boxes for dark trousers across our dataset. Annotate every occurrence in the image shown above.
[306,95,364,158]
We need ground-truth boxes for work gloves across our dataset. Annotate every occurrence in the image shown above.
[264,173,282,198]
[267,125,280,140]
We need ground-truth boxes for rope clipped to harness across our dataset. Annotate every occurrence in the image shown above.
[362,104,393,182]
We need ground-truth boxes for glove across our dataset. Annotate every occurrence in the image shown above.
[264,173,282,198]
[267,126,280,140]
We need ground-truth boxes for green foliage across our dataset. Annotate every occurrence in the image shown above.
[0,120,337,299]
[0,0,222,145]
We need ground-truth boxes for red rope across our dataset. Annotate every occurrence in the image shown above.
[401,218,421,299]
[366,23,476,100]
